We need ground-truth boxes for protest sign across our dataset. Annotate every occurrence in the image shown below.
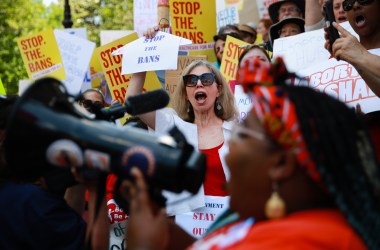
[175,196,230,239]
[17,29,65,81]
[220,35,249,83]
[115,31,192,75]
[179,42,217,63]
[0,78,6,96]
[296,49,380,114]
[273,21,358,73]
[134,0,159,37]
[100,30,135,46]
[165,55,207,99]
[217,6,239,32]
[256,0,276,19]
[54,29,95,95]
[170,0,216,44]
[225,0,243,10]
[94,32,161,104]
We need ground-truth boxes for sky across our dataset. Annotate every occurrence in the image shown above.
[42,0,58,6]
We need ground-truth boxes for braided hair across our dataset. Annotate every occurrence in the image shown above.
[285,84,380,250]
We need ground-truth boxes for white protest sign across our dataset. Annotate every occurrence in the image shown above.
[273,21,358,73]
[296,49,380,114]
[60,28,87,39]
[100,30,134,46]
[255,0,274,19]
[217,6,239,32]
[115,31,192,74]
[175,196,230,239]
[233,84,252,122]
[54,29,96,95]
[134,0,159,37]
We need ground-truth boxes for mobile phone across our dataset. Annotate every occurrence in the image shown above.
[323,0,340,47]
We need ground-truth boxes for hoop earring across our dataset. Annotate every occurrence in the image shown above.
[265,182,286,220]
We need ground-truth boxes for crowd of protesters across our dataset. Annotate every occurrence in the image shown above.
[1,0,380,249]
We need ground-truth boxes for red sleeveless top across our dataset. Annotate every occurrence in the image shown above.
[200,142,228,196]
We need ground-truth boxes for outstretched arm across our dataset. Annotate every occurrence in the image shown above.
[124,26,162,130]
[326,22,380,96]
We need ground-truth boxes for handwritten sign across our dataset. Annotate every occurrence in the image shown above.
[220,35,249,83]
[256,0,277,19]
[175,196,230,239]
[165,55,207,100]
[54,29,95,95]
[117,31,192,75]
[170,0,216,44]
[17,29,65,80]
[297,49,380,114]
[217,6,239,32]
[94,32,162,104]
[133,0,158,37]
[273,21,358,73]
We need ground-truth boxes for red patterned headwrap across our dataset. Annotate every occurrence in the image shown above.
[236,57,321,183]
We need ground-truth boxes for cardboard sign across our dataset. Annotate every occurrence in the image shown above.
[273,21,358,73]
[179,42,217,63]
[54,29,95,95]
[256,0,277,19]
[297,49,380,114]
[115,31,192,75]
[175,196,230,239]
[170,0,216,44]
[17,29,65,80]
[94,33,162,104]
[165,55,207,100]
[219,36,249,83]
[133,0,159,37]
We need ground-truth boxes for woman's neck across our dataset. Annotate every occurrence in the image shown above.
[194,110,221,128]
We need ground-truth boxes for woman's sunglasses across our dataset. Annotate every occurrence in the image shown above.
[81,99,103,109]
[342,0,374,11]
[183,73,215,87]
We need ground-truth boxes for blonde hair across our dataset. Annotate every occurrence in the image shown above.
[172,60,238,122]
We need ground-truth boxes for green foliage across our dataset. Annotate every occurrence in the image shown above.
[0,0,134,95]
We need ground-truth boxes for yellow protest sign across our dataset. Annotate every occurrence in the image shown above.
[17,29,65,80]
[165,55,207,100]
[170,0,216,44]
[94,32,161,104]
[0,78,6,95]
[220,36,249,83]
[89,52,104,89]
[179,42,217,64]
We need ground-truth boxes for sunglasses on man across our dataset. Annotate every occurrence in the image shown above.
[342,0,374,11]
[183,73,216,87]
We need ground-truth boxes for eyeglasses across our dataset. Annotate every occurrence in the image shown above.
[278,28,301,36]
[183,73,216,87]
[342,0,374,11]
[81,99,104,109]
[278,7,301,14]
[231,123,266,142]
